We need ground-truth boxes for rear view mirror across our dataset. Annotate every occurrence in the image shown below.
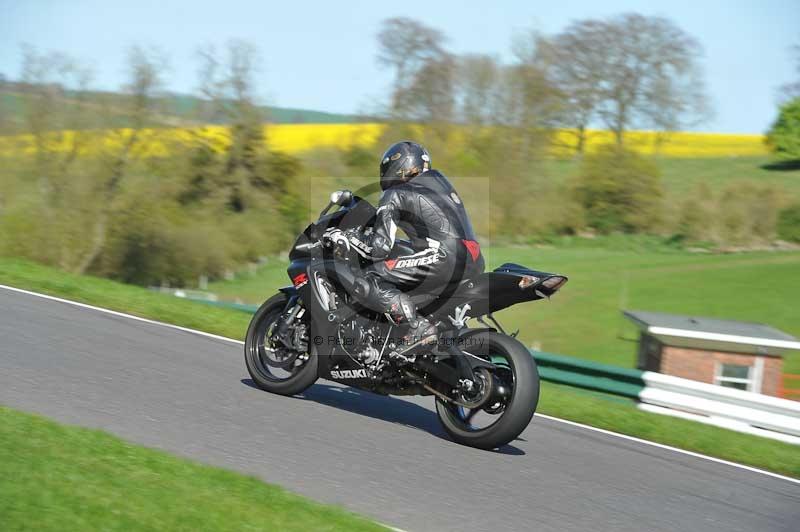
[330,190,353,206]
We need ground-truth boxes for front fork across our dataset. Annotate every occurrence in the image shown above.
[273,296,305,351]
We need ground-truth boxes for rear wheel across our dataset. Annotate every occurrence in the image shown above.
[435,331,539,450]
[244,293,318,395]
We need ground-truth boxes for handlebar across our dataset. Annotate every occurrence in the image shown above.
[294,241,322,253]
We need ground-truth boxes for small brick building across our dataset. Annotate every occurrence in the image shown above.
[624,310,800,397]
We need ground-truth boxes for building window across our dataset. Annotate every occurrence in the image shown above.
[714,362,757,391]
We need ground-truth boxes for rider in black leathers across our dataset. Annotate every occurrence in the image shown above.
[327,141,485,350]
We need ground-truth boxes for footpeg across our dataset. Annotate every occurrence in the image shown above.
[389,334,437,362]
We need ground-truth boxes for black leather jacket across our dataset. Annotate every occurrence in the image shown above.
[364,169,482,261]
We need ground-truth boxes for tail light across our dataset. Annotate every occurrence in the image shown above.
[541,276,567,292]
[518,275,540,290]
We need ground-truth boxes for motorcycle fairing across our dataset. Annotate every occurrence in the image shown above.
[284,259,382,388]
[433,263,569,319]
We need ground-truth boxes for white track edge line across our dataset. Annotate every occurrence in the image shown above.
[533,413,799,484]
[2,283,798,486]
[0,284,245,345]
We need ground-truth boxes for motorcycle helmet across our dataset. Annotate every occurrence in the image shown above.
[379,141,430,190]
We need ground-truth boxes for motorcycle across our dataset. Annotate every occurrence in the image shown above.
[245,189,568,450]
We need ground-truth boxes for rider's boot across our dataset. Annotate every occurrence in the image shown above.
[391,316,438,360]
[380,293,438,360]
[405,316,438,346]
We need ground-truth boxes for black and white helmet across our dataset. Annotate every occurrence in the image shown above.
[379,141,430,190]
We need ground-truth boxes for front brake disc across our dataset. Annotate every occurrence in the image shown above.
[259,344,300,369]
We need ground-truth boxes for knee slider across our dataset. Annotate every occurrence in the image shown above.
[353,277,371,299]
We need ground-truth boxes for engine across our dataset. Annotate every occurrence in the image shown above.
[337,314,383,365]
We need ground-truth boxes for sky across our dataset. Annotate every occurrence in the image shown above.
[0,0,797,133]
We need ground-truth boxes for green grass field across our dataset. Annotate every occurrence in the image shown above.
[1,257,798,478]
[207,238,800,375]
[0,406,387,532]
[544,155,800,197]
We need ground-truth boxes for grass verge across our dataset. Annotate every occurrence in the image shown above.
[1,257,798,479]
[0,257,252,341]
[0,406,387,532]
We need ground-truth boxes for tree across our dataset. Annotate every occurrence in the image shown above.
[778,44,800,102]
[603,14,708,142]
[193,40,301,241]
[19,46,93,178]
[766,97,800,160]
[399,53,457,124]
[75,46,167,274]
[471,57,559,237]
[376,17,449,119]
[456,54,501,126]
[17,46,95,269]
[506,42,563,134]
[573,146,664,233]
[196,40,268,211]
[198,40,264,127]
[538,14,708,147]
[532,28,604,153]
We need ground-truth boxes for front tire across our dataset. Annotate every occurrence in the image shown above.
[435,331,539,450]
[244,293,318,396]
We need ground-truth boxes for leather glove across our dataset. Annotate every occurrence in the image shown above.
[323,228,351,253]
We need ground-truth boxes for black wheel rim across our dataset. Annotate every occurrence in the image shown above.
[249,303,309,383]
[440,343,516,433]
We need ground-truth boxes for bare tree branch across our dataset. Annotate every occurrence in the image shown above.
[536,13,710,148]
[376,17,449,118]
[76,46,167,274]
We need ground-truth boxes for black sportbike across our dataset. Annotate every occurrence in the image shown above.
[245,190,568,449]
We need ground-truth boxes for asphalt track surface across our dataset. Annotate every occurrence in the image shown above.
[1,286,798,532]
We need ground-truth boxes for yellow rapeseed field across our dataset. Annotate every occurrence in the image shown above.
[0,123,768,158]
[551,129,768,157]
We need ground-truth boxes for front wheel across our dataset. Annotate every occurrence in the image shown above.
[435,331,539,450]
[244,293,318,396]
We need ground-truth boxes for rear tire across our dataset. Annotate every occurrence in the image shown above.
[435,331,539,450]
[244,293,318,396]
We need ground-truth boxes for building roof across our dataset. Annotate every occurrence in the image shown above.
[623,310,800,356]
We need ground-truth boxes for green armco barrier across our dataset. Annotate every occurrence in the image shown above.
[532,351,645,398]
[191,298,260,314]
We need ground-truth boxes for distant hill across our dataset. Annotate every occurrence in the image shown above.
[162,93,359,124]
[0,82,363,132]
